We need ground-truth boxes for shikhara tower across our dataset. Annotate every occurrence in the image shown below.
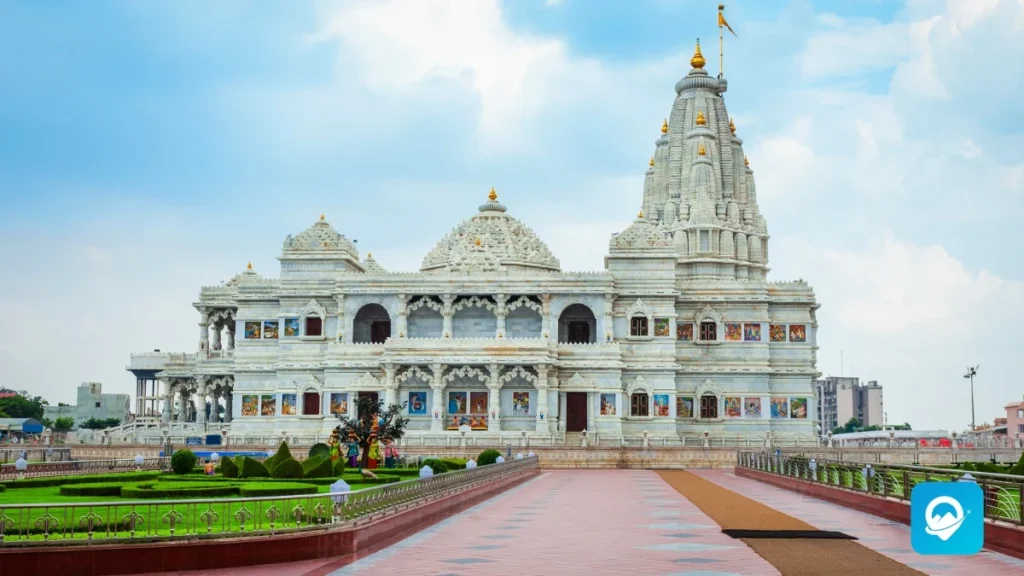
[127,40,821,448]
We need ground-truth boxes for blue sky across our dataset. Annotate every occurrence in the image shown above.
[1,0,1021,432]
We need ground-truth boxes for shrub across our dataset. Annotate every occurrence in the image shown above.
[59,482,125,497]
[171,450,198,475]
[239,457,270,478]
[305,456,335,479]
[333,458,346,477]
[1,471,161,489]
[961,462,977,472]
[440,458,467,470]
[272,458,305,479]
[1008,454,1024,477]
[477,449,501,466]
[238,482,318,497]
[263,455,278,472]
[221,456,239,478]
[121,481,240,498]
[309,443,331,460]
[422,458,448,474]
[340,473,401,484]
[274,441,293,461]
[976,462,1002,474]
[302,455,324,473]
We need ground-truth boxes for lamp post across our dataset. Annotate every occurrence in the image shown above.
[963,365,979,431]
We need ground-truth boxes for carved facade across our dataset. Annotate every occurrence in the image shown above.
[136,45,820,443]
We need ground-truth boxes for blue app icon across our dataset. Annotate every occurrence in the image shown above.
[910,481,984,555]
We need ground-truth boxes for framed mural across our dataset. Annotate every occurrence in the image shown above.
[329,393,349,416]
[263,321,279,339]
[469,391,488,415]
[407,391,427,415]
[677,323,693,341]
[769,324,786,342]
[448,414,488,430]
[724,396,742,417]
[244,321,261,339]
[260,395,276,416]
[653,318,670,337]
[512,391,531,416]
[744,397,762,418]
[725,323,742,341]
[600,393,616,416]
[743,323,761,342]
[241,395,259,416]
[653,394,670,417]
[283,318,300,337]
[281,393,297,415]
[447,392,467,415]
[790,398,808,419]
[789,324,807,342]
[770,398,788,419]
[677,396,694,418]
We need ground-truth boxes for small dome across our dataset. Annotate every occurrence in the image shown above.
[281,216,358,259]
[610,216,671,250]
[361,253,388,274]
[421,190,561,274]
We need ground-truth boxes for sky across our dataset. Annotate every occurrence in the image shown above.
[1,0,1022,432]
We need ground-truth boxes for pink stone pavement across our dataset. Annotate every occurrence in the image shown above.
[694,469,1024,576]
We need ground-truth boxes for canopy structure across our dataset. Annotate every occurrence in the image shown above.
[831,430,949,441]
[0,418,44,434]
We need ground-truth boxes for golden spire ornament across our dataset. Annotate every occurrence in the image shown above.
[661,119,668,134]
[649,156,654,167]
[320,214,325,221]
[729,118,736,134]
[696,110,706,126]
[744,155,750,166]
[690,39,706,69]
[638,210,644,219]
[247,261,252,270]
[698,143,706,156]
[367,252,373,259]
[488,186,497,201]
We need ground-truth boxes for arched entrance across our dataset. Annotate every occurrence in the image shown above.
[354,304,391,344]
[558,304,597,344]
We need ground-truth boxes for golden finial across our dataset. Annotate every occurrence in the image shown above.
[638,210,644,219]
[319,214,325,221]
[661,119,668,134]
[729,118,736,134]
[696,110,706,126]
[367,252,373,259]
[475,238,482,246]
[744,155,750,166]
[246,261,252,270]
[698,143,706,156]
[690,39,706,69]
[488,186,497,201]
[649,156,654,167]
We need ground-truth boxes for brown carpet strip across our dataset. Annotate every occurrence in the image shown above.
[657,471,924,576]
[722,529,856,540]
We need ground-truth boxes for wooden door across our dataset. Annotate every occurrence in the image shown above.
[370,321,391,344]
[568,321,590,344]
[566,392,588,432]
[302,392,320,415]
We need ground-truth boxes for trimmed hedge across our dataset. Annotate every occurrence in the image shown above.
[341,473,401,485]
[333,458,346,477]
[121,481,240,499]
[440,458,467,470]
[239,457,270,478]
[59,482,126,497]
[1,471,161,489]
[1009,453,1024,476]
[477,449,501,466]
[422,458,448,474]
[275,441,293,461]
[272,458,305,479]
[0,485,5,493]
[238,482,318,497]
[309,443,331,460]
[304,456,335,479]
[171,449,198,475]
[221,456,239,478]
[302,455,324,473]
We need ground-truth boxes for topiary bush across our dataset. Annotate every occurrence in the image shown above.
[477,449,501,466]
[422,458,448,474]
[221,456,239,478]
[238,482,318,497]
[239,456,270,478]
[272,458,305,479]
[440,458,467,470]
[302,455,324,473]
[59,482,126,497]
[171,449,198,475]
[305,456,335,479]
[121,481,240,499]
[1008,452,1024,476]
[274,441,293,461]
[333,458,346,477]
[1,471,161,489]
[309,443,331,460]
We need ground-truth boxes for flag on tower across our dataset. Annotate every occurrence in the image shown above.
[719,7,737,37]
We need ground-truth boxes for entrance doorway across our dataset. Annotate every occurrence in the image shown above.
[565,392,588,432]
[567,321,590,344]
[370,321,391,344]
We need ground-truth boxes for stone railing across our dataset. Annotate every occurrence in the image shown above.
[0,448,72,464]
[0,457,168,481]
[738,451,1024,526]
[0,456,538,546]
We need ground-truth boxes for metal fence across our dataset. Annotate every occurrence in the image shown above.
[0,456,538,546]
[737,451,1024,526]
[0,448,72,463]
[0,458,169,482]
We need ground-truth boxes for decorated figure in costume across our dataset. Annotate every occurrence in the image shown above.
[328,428,342,462]
[383,438,398,468]
[367,423,381,470]
[345,430,360,468]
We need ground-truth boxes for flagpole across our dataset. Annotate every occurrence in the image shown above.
[719,4,725,78]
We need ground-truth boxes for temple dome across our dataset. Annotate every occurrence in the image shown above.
[420,190,561,274]
[610,214,671,250]
[281,215,358,259]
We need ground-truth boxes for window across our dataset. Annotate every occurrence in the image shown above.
[699,230,710,252]
[95,401,101,408]
[1018,409,1023,418]
[567,321,590,344]
[700,395,718,419]
[699,321,717,341]
[630,316,649,337]
[305,316,322,337]
[370,321,391,344]
[630,393,650,417]
[1019,424,1024,434]
[302,392,320,416]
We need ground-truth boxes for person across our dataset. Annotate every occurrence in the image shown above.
[204,460,215,475]
[346,433,360,468]
[367,436,381,469]
[383,439,398,468]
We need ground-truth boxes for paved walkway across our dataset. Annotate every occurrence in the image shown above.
[694,469,1024,576]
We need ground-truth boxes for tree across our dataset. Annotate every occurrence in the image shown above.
[80,417,122,430]
[54,417,75,431]
[833,417,862,435]
[0,395,46,420]
[335,395,409,469]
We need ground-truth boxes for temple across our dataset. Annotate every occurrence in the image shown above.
[126,41,820,445]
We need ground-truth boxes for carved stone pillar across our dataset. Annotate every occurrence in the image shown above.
[487,364,502,432]
[198,310,209,351]
[335,294,346,342]
[177,386,188,422]
[396,294,409,339]
[541,294,552,340]
[586,391,596,431]
[548,374,559,434]
[603,293,615,342]
[430,363,446,431]
[196,377,208,426]
[224,387,233,423]
[161,379,172,423]
[383,364,398,407]
[225,322,235,351]
[441,294,455,338]
[535,365,549,433]
[493,294,508,339]
[209,323,221,351]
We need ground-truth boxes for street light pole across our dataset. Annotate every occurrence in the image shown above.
[963,365,979,431]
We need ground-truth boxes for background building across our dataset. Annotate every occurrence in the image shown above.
[43,382,131,428]
[1006,397,1024,439]
[816,377,884,431]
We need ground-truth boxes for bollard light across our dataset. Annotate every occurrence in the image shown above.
[496,455,505,464]
[15,457,28,480]
[466,459,477,469]
[210,452,220,463]
[134,454,144,470]
[528,451,535,457]
[515,453,524,460]
[419,465,434,478]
